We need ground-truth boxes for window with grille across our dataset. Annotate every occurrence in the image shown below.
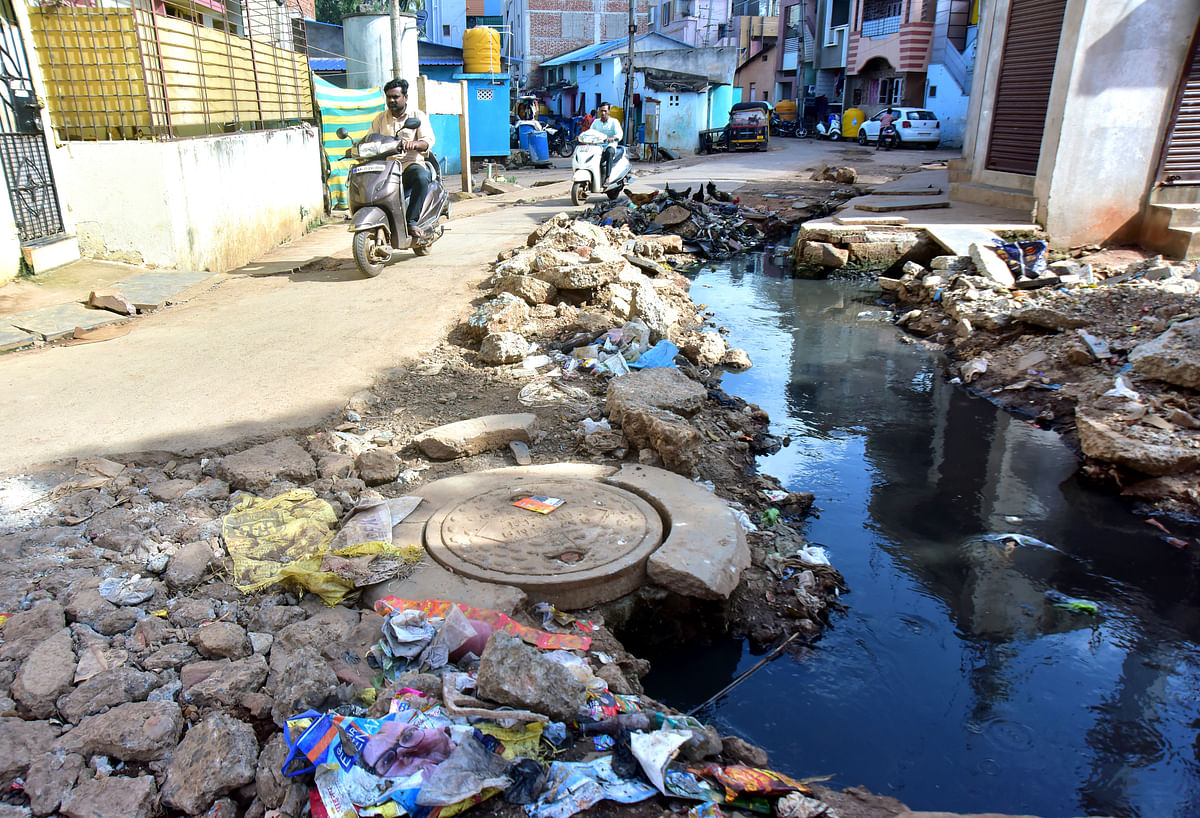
[862,0,902,37]
[477,88,494,100]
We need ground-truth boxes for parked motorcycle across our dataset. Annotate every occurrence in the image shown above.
[546,126,576,158]
[770,114,799,138]
[570,128,633,206]
[814,113,841,140]
[337,124,451,278]
[877,123,900,151]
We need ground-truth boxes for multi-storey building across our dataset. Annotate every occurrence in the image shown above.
[843,0,933,113]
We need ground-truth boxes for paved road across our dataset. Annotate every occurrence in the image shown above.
[0,138,954,475]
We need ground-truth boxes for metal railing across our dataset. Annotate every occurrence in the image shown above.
[26,0,314,140]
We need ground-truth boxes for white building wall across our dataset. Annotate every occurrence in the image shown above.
[576,55,625,113]
[428,0,467,46]
[61,126,323,272]
[923,63,966,147]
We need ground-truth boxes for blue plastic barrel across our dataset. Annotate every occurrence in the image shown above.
[517,123,535,151]
[528,130,550,163]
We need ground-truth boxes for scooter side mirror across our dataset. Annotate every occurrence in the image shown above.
[336,127,349,139]
[404,117,420,130]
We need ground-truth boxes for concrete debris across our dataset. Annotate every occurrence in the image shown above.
[87,290,137,316]
[415,413,537,460]
[476,632,596,721]
[879,245,1200,518]
[161,712,258,814]
[216,438,317,492]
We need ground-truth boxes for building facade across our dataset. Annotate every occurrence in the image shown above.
[843,0,933,114]
[951,0,1200,255]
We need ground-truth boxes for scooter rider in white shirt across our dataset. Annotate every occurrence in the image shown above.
[589,102,623,185]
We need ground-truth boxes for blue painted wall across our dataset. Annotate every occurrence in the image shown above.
[430,114,462,174]
[709,85,734,128]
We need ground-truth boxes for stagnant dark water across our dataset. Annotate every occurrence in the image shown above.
[640,251,1200,818]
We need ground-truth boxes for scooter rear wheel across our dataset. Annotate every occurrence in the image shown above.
[606,184,624,201]
[353,229,386,278]
[558,140,576,158]
[571,181,588,206]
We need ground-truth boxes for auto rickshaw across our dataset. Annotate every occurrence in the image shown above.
[728,101,771,151]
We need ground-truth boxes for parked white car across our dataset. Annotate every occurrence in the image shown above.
[857,108,941,148]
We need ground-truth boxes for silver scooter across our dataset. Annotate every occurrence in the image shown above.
[337,123,451,278]
[570,128,633,206]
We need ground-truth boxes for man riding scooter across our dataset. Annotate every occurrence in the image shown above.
[877,107,898,151]
[368,77,435,238]
[590,102,623,186]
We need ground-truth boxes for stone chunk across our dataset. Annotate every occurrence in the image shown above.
[25,751,84,815]
[216,438,317,492]
[0,718,60,787]
[721,349,753,370]
[680,331,727,368]
[610,464,750,600]
[1012,305,1089,330]
[355,449,401,486]
[269,645,339,727]
[147,478,196,501]
[969,242,1015,288]
[86,290,136,315]
[55,701,184,761]
[164,541,212,588]
[182,654,269,710]
[59,666,158,723]
[476,633,595,721]
[466,294,531,341]
[801,241,849,268]
[480,331,530,365]
[12,628,76,718]
[931,254,973,271]
[1129,317,1200,389]
[0,602,66,661]
[611,405,703,476]
[607,368,707,419]
[537,259,628,290]
[1076,408,1200,476]
[161,712,258,815]
[60,775,158,818]
[193,621,251,659]
[415,414,537,460]
[497,274,557,305]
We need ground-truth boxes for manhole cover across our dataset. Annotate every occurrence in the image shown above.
[425,476,664,608]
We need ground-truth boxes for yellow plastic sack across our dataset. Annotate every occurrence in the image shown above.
[474,721,545,760]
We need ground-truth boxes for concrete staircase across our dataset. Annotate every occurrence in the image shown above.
[947,158,1036,215]
[1141,202,1200,259]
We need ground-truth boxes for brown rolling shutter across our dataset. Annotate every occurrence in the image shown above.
[1158,27,1200,185]
[984,0,1067,175]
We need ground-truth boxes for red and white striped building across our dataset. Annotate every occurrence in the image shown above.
[843,0,933,112]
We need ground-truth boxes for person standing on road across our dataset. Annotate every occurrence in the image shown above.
[580,109,596,132]
[368,77,436,238]
[591,102,623,184]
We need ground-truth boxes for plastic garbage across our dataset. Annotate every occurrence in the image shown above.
[620,318,650,360]
[416,732,512,807]
[692,762,809,801]
[98,575,155,606]
[360,719,454,777]
[505,758,548,804]
[758,508,781,527]
[630,728,693,795]
[526,756,658,818]
[580,418,611,435]
[374,597,592,651]
[979,533,1061,552]
[1045,590,1099,615]
[629,340,679,369]
[1103,375,1140,401]
[991,238,1048,279]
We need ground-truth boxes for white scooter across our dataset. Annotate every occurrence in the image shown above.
[570,129,632,206]
[814,113,841,140]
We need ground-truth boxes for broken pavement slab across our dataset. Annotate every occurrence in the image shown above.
[0,324,36,352]
[6,302,126,342]
[110,272,214,311]
[415,413,537,460]
[854,196,951,213]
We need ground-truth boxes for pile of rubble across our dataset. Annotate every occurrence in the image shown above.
[0,211,852,816]
[576,188,779,259]
[876,245,1200,521]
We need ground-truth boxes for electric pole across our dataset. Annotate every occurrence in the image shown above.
[390,0,403,80]
[623,0,635,144]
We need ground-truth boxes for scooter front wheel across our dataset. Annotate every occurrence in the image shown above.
[353,229,386,278]
[829,132,840,141]
[571,181,588,206]
[606,184,624,201]
[558,140,576,158]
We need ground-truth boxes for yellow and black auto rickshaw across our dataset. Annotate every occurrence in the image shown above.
[728,101,771,151]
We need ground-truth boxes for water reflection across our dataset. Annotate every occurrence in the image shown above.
[642,257,1200,817]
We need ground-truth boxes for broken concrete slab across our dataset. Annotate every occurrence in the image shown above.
[855,196,951,213]
[362,558,528,615]
[0,324,36,352]
[481,179,524,195]
[86,291,136,315]
[969,241,1016,289]
[608,464,750,600]
[7,302,125,342]
[925,225,1004,257]
[415,413,537,460]
[110,271,214,311]
[833,215,909,226]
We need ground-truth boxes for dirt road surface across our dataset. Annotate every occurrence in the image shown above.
[0,139,950,475]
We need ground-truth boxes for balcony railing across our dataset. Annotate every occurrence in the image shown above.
[862,14,901,38]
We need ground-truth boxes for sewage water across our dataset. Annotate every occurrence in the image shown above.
[641,252,1200,818]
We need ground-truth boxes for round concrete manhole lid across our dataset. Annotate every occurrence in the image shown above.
[425,476,664,607]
